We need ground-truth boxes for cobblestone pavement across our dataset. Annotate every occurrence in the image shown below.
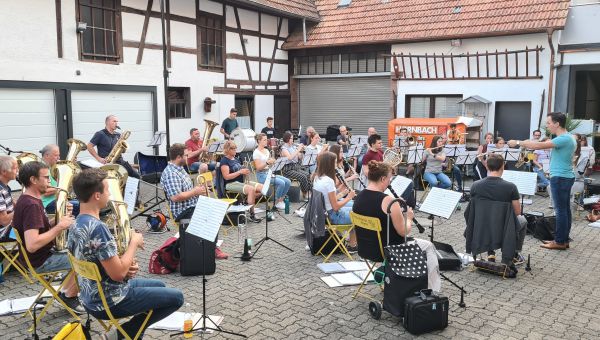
[2,179,600,339]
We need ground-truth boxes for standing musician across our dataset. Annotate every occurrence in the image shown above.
[474,132,494,180]
[220,108,239,140]
[423,136,451,189]
[161,144,229,259]
[446,123,462,144]
[0,156,18,239]
[313,152,356,226]
[253,133,291,210]
[260,117,275,139]
[361,133,384,179]
[336,125,350,153]
[69,168,184,340]
[40,144,80,216]
[87,114,140,179]
[280,131,311,201]
[353,161,441,291]
[220,140,263,223]
[184,128,215,174]
[12,161,81,312]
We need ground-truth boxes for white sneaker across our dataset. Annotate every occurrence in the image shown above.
[275,201,285,210]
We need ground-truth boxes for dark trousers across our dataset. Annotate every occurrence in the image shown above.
[117,159,140,179]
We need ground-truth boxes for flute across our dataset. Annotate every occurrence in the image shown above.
[387,184,425,234]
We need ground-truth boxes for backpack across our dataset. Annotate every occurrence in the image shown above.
[53,320,91,340]
[148,237,180,274]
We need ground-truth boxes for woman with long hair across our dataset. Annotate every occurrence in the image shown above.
[474,132,494,180]
[280,131,311,200]
[313,152,355,226]
[423,136,451,189]
[329,144,358,192]
[253,133,291,210]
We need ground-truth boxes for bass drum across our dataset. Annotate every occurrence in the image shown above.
[231,128,257,152]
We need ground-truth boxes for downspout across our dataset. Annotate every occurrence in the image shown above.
[303,18,307,43]
[547,28,556,114]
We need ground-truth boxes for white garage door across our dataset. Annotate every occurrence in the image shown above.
[71,91,154,163]
[0,88,57,155]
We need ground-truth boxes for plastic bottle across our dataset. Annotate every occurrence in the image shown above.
[183,303,193,338]
[284,196,290,214]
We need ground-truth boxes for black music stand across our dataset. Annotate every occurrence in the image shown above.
[443,144,464,191]
[406,146,425,202]
[455,151,477,201]
[0,144,23,156]
[297,151,318,210]
[344,145,362,190]
[268,158,291,223]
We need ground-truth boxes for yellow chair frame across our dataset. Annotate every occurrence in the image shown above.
[349,211,385,300]
[0,238,33,283]
[197,173,237,234]
[67,252,153,340]
[13,233,80,329]
[316,216,354,262]
[247,160,273,205]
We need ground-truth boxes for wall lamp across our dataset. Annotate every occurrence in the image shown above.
[76,22,87,33]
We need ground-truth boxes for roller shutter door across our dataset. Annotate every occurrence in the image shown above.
[299,77,390,141]
[71,91,154,163]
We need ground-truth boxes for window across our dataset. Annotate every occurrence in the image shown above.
[198,13,224,71]
[406,95,462,118]
[294,51,388,76]
[168,88,191,119]
[77,0,122,63]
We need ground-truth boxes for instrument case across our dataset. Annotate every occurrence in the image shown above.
[403,290,449,335]
[432,241,462,271]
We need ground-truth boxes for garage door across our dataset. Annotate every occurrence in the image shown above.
[299,77,391,141]
[71,91,154,163]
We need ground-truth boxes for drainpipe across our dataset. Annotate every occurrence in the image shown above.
[547,28,556,114]
[303,18,307,43]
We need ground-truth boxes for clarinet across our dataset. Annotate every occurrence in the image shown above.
[387,184,425,234]
[342,157,366,188]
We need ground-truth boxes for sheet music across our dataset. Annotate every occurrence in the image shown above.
[302,151,317,166]
[186,195,230,242]
[261,169,272,196]
[321,276,343,288]
[272,158,287,172]
[419,187,462,219]
[123,177,139,215]
[80,158,104,168]
[226,204,253,213]
[351,135,368,146]
[147,131,166,147]
[388,175,412,197]
[406,146,425,164]
[456,151,478,165]
[583,196,600,205]
[208,141,220,153]
[339,261,369,271]
[345,145,361,158]
[317,262,346,274]
[501,170,537,196]
[443,144,466,156]
[330,272,363,285]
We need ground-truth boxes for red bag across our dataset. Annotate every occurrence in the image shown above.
[148,237,180,274]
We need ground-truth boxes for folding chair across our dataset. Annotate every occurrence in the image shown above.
[134,152,168,218]
[67,253,153,340]
[350,211,385,300]
[13,233,80,328]
[0,235,33,283]
[197,173,237,233]
[316,216,354,262]
[247,161,272,205]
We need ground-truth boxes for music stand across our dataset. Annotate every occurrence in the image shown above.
[443,144,465,191]
[406,145,425,201]
[253,165,294,258]
[344,145,362,189]
[268,158,291,223]
[455,151,478,200]
[418,187,462,242]
[297,151,318,210]
[351,135,368,147]
[501,170,537,214]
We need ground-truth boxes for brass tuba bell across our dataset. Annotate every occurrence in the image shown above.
[199,119,219,162]
[100,164,131,255]
[16,152,41,169]
[52,160,80,251]
[65,138,88,162]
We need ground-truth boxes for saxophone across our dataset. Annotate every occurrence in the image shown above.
[100,164,131,255]
[105,130,131,164]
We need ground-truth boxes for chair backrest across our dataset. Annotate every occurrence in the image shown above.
[13,231,36,272]
[350,211,385,261]
[196,172,218,199]
[67,252,102,283]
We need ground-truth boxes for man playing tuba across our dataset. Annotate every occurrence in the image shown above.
[40,144,80,216]
[185,127,217,174]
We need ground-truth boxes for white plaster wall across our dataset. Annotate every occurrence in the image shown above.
[170,21,197,48]
[261,38,276,58]
[170,0,196,18]
[271,64,289,82]
[275,41,287,60]
[122,12,145,41]
[261,13,278,35]
[243,35,260,57]
[249,61,260,81]
[562,51,600,65]
[145,18,166,45]
[226,32,243,54]
[225,5,237,28]
[227,59,250,80]
[254,95,275,129]
[393,33,553,136]
[237,8,259,32]
[122,0,146,10]
[199,0,223,16]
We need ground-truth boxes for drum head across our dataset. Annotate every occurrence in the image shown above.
[232,128,257,152]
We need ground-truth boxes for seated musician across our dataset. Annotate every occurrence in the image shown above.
[495,137,507,149]
[12,161,81,311]
[357,127,377,174]
[40,144,80,216]
[184,128,215,174]
[260,117,275,139]
[313,152,356,226]
[439,135,463,191]
[299,126,315,146]
[361,133,384,179]
[467,154,527,265]
[280,131,310,201]
[353,161,441,291]
[69,168,183,340]
[336,125,350,153]
[87,114,140,179]
[0,156,18,240]
[330,144,358,193]
[161,144,229,259]
[220,108,239,140]
[253,133,291,210]
[532,137,551,192]
[423,136,451,189]
[306,131,330,172]
[220,140,263,223]
[474,132,494,180]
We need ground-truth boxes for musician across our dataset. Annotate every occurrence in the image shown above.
[474,132,494,180]
[336,125,350,153]
[313,152,355,226]
[353,161,441,291]
[0,156,18,239]
[495,137,507,149]
[253,133,291,210]
[467,153,527,265]
[306,131,330,172]
[184,128,214,174]
[330,144,358,190]
[446,123,461,144]
[361,133,384,178]
[12,161,81,312]
[423,136,451,189]
[40,144,80,216]
[299,126,315,146]
[220,140,263,222]
[508,112,576,250]
[572,134,593,205]
[439,135,463,191]
[220,108,239,140]
[357,127,378,173]
[280,131,311,201]
[260,117,275,139]
[87,115,140,179]
[69,168,183,339]
[531,137,550,192]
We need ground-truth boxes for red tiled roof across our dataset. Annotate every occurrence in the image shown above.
[234,0,320,21]
[283,0,570,49]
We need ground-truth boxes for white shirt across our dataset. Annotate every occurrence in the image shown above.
[306,144,322,154]
[253,148,269,171]
[313,176,336,211]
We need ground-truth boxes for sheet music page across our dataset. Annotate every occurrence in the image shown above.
[419,187,462,219]
[506,148,521,162]
[226,204,253,213]
[345,145,361,158]
[407,146,425,164]
[351,135,368,146]
[208,141,220,153]
[186,195,229,241]
[261,169,272,196]
[456,151,478,165]
[80,158,104,168]
[501,170,537,196]
[444,144,466,156]
[302,151,317,166]
[272,158,287,172]
[390,175,412,197]
[148,312,222,332]
[123,177,139,214]
[331,272,363,285]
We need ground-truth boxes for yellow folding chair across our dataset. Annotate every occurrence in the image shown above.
[316,216,354,262]
[0,237,33,283]
[13,233,80,328]
[197,173,237,234]
[247,161,272,205]
[349,211,385,300]
[67,253,153,340]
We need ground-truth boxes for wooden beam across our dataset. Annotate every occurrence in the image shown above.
[124,40,197,55]
[268,17,283,82]
[136,0,154,65]
[213,87,289,96]
[225,27,280,42]
[226,79,287,86]
[226,53,287,65]
[234,7,252,82]
[166,0,172,68]
[55,0,63,58]
[121,5,197,25]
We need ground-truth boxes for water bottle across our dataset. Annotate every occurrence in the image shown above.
[284,196,290,214]
[183,303,193,338]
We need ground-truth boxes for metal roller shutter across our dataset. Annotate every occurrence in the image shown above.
[299,77,391,141]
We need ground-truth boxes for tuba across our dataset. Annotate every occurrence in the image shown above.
[65,138,87,162]
[16,152,41,168]
[52,160,80,251]
[100,164,131,255]
[199,119,220,162]
[105,130,131,164]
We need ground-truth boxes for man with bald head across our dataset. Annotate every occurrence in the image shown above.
[88,114,140,179]
[40,144,80,216]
